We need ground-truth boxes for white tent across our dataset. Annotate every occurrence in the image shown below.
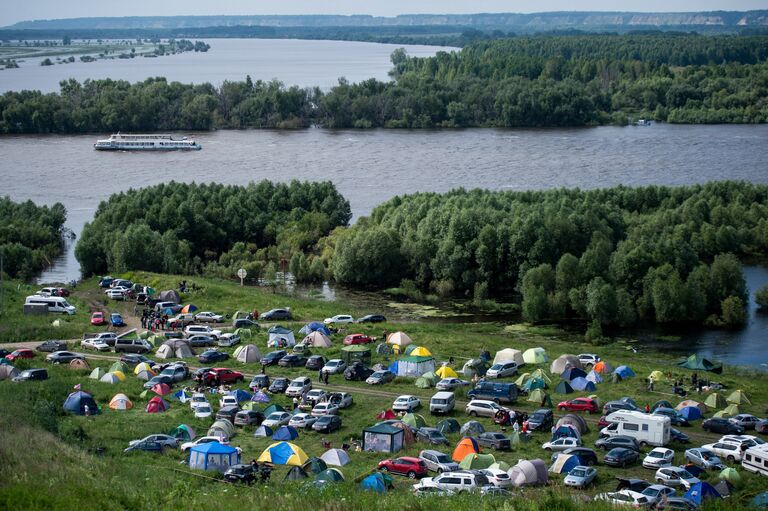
[550,354,582,374]
[302,331,332,348]
[508,459,548,487]
[320,448,351,466]
[236,344,262,364]
[386,331,413,347]
[493,348,524,366]
[0,365,19,380]
[156,340,195,359]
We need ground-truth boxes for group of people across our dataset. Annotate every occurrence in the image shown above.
[140,308,173,331]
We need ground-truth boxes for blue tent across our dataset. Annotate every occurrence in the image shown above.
[753,492,768,508]
[561,367,587,381]
[614,365,635,378]
[173,389,190,402]
[273,426,299,441]
[388,361,399,374]
[570,377,596,392]
[679,406,703,421]
[162,308,175,315]
[229,389,252,403]
[188,441,239,472]
[63,391,99,415]
[551,424,580,441]
[684,482,721,505]
[299,322,331,336]
[550,454,582,474]
[360,472,388,493]
[254,425,274,437]
[586,370,603,383]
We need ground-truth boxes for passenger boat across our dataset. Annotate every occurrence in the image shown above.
[94,133,202,151]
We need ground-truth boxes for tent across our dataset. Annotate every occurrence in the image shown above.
[108,393,133,410]
[722,404,741,416]
[229,389,251,403]
[549,454,581,474]
[258,441,309,466]
[236,344,262,363]
[421,371,439,385]
[652,400,673,411]
[136,370,155,381]
[753,493,768,509]
[550,355,582,374]
[527,389,552,407]
[267,326,295,348]
[415,377,432,389]
[649,370,665,382]
[252,390,270,403]
[63,391,99,415]
[146,396,169,413]
[727,390,750,404]
[69,358,89,369]
[494,348,524,366]
[585,370,603,384]
[530,369,552,383]
[452,437,481,462]
[157,289,180,303]
[340,345,372,365]
[376,343,393,356]
[151,383,172,396]
[678,406,703,421]
[254,425,274,437]
[551,425,581,442]
[593,361,613,374]
[515,373,531,386]
[99,372,122,384]
[0,365,19,380]
[273,426,299,441]
[109,361,129,373]
[462,358,489,378]
[523,348,548,365]
[234,328,253,339]
[376,409,397,420]
[684,482,722,505]
[181,304,198,314]
[301,332,332,348]
[460,421,485,436]
[704,393,727,409]
[401,413,427,429]
[284,466,309,481]
[386,332,413,347]
[188,441,239,473]
[614,365,635,379]
[320,448,351,467]
[88,367,106,380]
[561,367,587,381]
[134,362,154,375]
[363,423,405,453]
[410,346,432,357]
[391,355,436,378]
[719,467,741,485]
[169,424,196,441]
[554,381,575,394]
[676,400,707,413]
[489,461,511,471]
[156,340,194,359]
[316,468,345,483]
[173,389,191,403]
[460,453,496,470]
[436,418,461,434]
[569,377,596,392]
[522,377,548,392]
[556,414,589,434]
[678,354,722,374]
[263,403,286,416]
[299,322,331,336]
[509,459,548,487]
[303,457,328,475]
[360,472,388,493]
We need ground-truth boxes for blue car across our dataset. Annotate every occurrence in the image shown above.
[110,313,125,327]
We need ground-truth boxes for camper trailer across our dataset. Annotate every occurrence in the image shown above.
[742,444,768,476]
[601,410,671,447]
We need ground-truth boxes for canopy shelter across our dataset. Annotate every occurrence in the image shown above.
[258,441,309,466]
[550,355,582,375]
[493,348,524,366]
[301,332,332,348]
[108,393,133,410]
[267,326,296,348]
[188,442,239,473]
[340,345,372,365]
[390,356,435,378]
[678,354,722,374]
[320,448,351,467]
[299,322,331,336]
[523,347,548,365]
[452,437,480,462]
[63,391,99,415]
[363,423,405,453]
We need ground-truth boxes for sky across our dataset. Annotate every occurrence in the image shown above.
[2,0,767,27]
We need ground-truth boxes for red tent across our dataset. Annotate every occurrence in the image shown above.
[151,383,171,396]
[145,396,169,413]
[376,409,397,420]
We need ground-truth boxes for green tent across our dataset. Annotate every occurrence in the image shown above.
[528,389,552,407]
[262,404,286,416]
[727,390,750,404]
[489,461,510,471]
[401,413,427,429]
[109,361,129,373]
[723,404,741,416]
[241,402,260,411]
[704,393,727,409]
[515,372,531,386]
[316,468,345,482]
[421,371,439,384]
[719,467,741,485]
[341,345,372,365]
[554,381,574,394]
[652,399,673,411]
[235,328,253,339]
[303,457,328,475]
[508,431,520,445]
[436,419,461,434]
[459,453,496,470]
[88,367,107,380]
[169,424,196,441]
[678,354,722,374]
[529,369,552,384]
[415,377,432,389]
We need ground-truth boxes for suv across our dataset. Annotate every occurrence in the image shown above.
[217,334,241,348]
[306,355,327,370]
[201,368,244,386]
[224,464,258,484]
[419,450,460,473]
[558,398,599,414]
[702,442,744,463]
[260,308,292,320]
[170,313,196,326]
[84,332,118,346]
[154,301,182,313]
[377,457,429,479]
[285,377,312,397]
[485,362,518,379]
[466,381,518,404]
[527,408,554,431]
[578,354,600,366]
[422,471,490,492]
[702,418,744,435]
[12,368,49,382]
[185,325,222,339]
[465,399,506,418]
[160,365,189,382]
[114,337,152,354]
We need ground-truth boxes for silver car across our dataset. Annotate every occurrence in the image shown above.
[684,448,724,470]
[655,466,700,489]
[563,466,597,488]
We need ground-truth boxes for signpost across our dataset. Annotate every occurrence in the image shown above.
[237,268,247,287]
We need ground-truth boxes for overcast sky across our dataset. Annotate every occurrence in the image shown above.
[3,0,766,27]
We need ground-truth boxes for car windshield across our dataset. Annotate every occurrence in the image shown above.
[648,451,664,458]
[198,405,211,412]
[490,364,503,370]
[571,469,587,477]
[267,413,283,420]
[434,454,451,463]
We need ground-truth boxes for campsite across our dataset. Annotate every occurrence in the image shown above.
[1,272,767,511]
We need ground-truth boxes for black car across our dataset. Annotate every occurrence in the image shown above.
[615,478,651,492]
[234,410,264,427]
[653,407,690,427]
[35,340,67,352]
[233,318,259,329]
[416,427,450,446]
[192,367,213,380]
[260,308,292,321]
[124,440,164,454]
[143,374,175,389]
[595,435,640,452]
[603,400,640,414]
[216,405,241,424]
[604,447,640,468]
[249,374,270,391]
[312,414,342,433]
[656,498,698,510]
[46,351,85,364]
[187,335,216,347]
[278,354,307,367]
[356,314,386,323]
[224,464,258,484]
[269,377,290,393]
[306,355,327,371]
[553,447,599,466]
[12,368,49,382]
[344,362,374,381]
[527,408,554,431]
[670,428,690,444]
[198,350,230,364]
[0,349,11,358]
[120,354,155,367]
[476,432,511,451]
[262,350,287,366]
[702,418,744,435]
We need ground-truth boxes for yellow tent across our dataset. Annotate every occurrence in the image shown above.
[257,442,309,466]
[435,366,458,379]
[111,370,126,381]
[109,393,133,410]
[134,362,155,375]
[727,390,750,405]
[649,370,665,381]
[410,346,432,357]
[515,372,531,386]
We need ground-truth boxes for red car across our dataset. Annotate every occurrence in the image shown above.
[343,334,373,345]
[557,397,599,414]
[91,312,106,326]
[202,368,244,385]
[597,415,610,428]
[5,349,35,362]
[377,456,429,479]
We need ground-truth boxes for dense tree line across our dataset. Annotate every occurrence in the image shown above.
[1,34,767,132]
[329,182,768,328]
[75,181,351,279]
[0,197,66,279]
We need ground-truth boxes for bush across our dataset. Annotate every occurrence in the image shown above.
[756,284,768,309]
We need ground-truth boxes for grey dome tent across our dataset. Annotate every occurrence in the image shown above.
[207,419,236,440]
[156,339,194,359]
[376,343,393,356]
[550,354,582,375]
[460,420,485,436]
[284,466,309,481]
[436,418,461,434]
[157,289,181,303]
[462,358,489,378]
[554,381,575,394]
[556,414,589,434]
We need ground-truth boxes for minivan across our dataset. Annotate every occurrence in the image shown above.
[466,381,518,404]
[114,338,152,354]
[24,295,76,315]
[430,391,456,414]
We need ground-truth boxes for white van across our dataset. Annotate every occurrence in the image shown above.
[430,391,456,414]
[602,410,671,447]
[742,444,768,476]
[24,295,76,315]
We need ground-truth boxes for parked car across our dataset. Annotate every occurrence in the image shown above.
[124,440,164,454]
[564,465,598,488]
[322,359,347,374]
[595,435,640,452]
[377,457,429,479]
[558,397,599,414]
[143,375,174,389]
[224,464,258,484]
[262,412,292,428]
[543,437,582,452]
[232,318,258,329]
[435,378,469,391]
[466,381,518,404]
[189,393,208,409]
[653,407,690,427]
[641,485,678,507]
[578,353,600,366]
[604,447,640,468]
[312,414,342,433]
[128,434,179,449]
[552,447,599,466]
[594,490,650,508]
[285,376,312,397]
[216,406,240,424]
[465,399,507,419]
[324,314,354,325]
[615,478,651,493]
[328,392,353,409]
[655,466,700,490]
[262,350,288,366]
[603,400,640,415]
[197,350,228,364]
[120,354,154,368]
[393,395,421,412]
[186,334,215,348]
[485,361,518,379]
[756,419,768,434]
[194,403,213,419]
[200,368,244,386]
[12,368,49,382]
[289,413,318,429]
[684,448,724,470]
[46,351,85,364]
[81,338,110,352]
[180,436,230,452]
[268,377,290,393]
[306,355,327,370]
[643,447,675,469]
[5,349,35,362]
[729,414,762,430]
[671,428,691,444]
[527,408,554,431]
[366,370,395,385]
[35,340,67,353]
[719,434,765,448]
[234,410,264,427]
[479,468,513,488]
[90,312,106,326]
[259,308,292,321]
[412,482,455,497]
[184,325,222,339]
[477,432,511,451]
[702,441,745,463]
[159,364,189,382]
[196,311,224,323]
[311,402,340,417]
[416,428,450,446]
[304,389,328,405]
[217,333,241,348]
[418,471,489,492]
[343,334,373,345]
[106,289,126,300]
[703,417,744,435]
[278,354,307,367]
[419,449,460,473]
[356,314,386,323]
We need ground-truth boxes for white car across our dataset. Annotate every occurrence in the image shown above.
[194,404,213,419]
[594,490,651,508]
[311,402,340,416]
[106,285,131,295]
[542,437,582,452]
[578,353,600,366]
[285,377,312,397]
[288,413,318,429]
[81,339,111,352]
[323,314,354,325]
[393,395,421,412]
[184,325,222,339]
[702,441,745,463]
[655,466,700,490]
[480,468,513,488]
[485,361,518,378]
[412,480,455,497]
[262,412,292,428]
[418,472,487,492]
[435,378,469,391]
[641,484,677,506]
[322,359,347,374]
[219,395,239,409]
[181,435,229,452]
[720,434,765,448]
[304,389,328,404]
[105,289,126,300]
[189,393,208,409]
[642,447,675,469]
[195,311,224,323]
[465,399,506,418]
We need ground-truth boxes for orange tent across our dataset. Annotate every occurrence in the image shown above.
[452,437,481,462]
[593,361,613,374]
